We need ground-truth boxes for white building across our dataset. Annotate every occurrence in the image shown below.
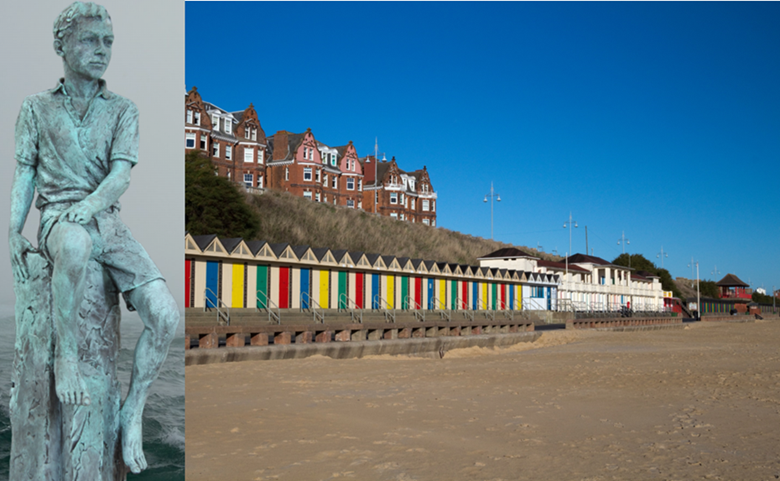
[479,249,664,313]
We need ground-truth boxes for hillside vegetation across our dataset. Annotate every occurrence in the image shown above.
[245,190,559,266]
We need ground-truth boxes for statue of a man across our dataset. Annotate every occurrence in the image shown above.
[8,1,178,475]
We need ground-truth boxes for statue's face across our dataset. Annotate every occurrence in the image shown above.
[58,17,114,81]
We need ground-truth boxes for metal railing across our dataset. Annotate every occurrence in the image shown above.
[497,299,513,321]
[372,295,396,323]
[455,297,474,322]
[339,293,363,323]
[204,287,230,325]
[300,291,324,323]
[478,298,495,322]
[255,290,280,324]
[430,297,451,322]
[404,296,425,322]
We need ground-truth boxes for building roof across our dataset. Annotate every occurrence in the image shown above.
[562,253,614,266]
[479,247,538,260]
[716,273,749,287]
[536,259,589,273]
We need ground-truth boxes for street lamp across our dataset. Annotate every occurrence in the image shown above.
[711,265,720,278]
[657,246,668,269]
[483,181,500,240]
[563,212,578,260]
[617,231,630,267]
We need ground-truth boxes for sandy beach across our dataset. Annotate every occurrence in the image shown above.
[186,320,780,480]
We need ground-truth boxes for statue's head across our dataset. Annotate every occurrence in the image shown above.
[53,2,113,81]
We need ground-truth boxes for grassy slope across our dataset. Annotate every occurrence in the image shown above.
[247,190,558,266]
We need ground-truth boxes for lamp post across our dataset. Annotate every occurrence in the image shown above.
[617,231,630,267]
[483,182,500,240]
[696,261,700,319]
[657,246,668,269]
[563,212,578,260]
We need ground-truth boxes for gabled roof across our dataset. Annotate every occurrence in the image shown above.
[563,253,613,266]
[479,247,538,260]
[191,234,218,251]
[218,237,243,254]
[246,240,270,256]
[537,259,589,273]
[268,242,290,258]
[365,253,382,268]
[716,273,749,287]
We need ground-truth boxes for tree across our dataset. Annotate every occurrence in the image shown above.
[185,150,260,239]
[612,253,683,299]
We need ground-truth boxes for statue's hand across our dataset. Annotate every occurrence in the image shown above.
[9,231,34,281]
[59,199,99,225]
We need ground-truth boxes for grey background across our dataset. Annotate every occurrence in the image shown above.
[0,0,185,309]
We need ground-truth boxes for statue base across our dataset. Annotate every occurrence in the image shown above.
[10,252,127,481]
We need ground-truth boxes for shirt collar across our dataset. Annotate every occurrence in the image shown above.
[52,78,112,100]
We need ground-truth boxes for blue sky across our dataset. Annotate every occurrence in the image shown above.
[186,2,780,292]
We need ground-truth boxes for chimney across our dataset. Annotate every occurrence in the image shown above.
[273,130,288,161]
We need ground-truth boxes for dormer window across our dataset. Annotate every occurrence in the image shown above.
[212,114,219,131]
[225,119,232,134]
[251,128,257,141]
[194,111,201,126]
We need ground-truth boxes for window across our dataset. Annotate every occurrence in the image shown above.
[243,173,253,188]
[244,148,253,163]
[423,219,430,225]
[347,199,354,208]
[432,201,436,211]
[285,167,289,181]
[225,145,232,160]
[185,132,195,148]
[186,110,193,124]
[331,154,337,167]
[390,192,398,204]
[225,119,232,134]
[333,197,336,205]
[531,286,544,298]
[199,134,207,150]
[358,179,362,191]
[323,194,327,203]
[258,176,263,189]
[323,174,328,186]
[258,150,264,164]
[332,176,337,189]
[316,169,321,183]
[212,114,219,131]
[411,199,415,210]
[303,167,312,181]
[432,219,435,227]
[347,178,354,190]
[358,200,362,209]
[315,192,321,202]
[251,128,257,141]
[303,191,312,200]
[390,213,398,220]
[422,200,430,212]
[212,142,219,157]
[375,192,378,204]
[400,193,405,204]
[194,111,201,126]
[400,213,405,221]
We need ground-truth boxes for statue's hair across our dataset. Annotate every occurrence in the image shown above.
[53,2,111,40]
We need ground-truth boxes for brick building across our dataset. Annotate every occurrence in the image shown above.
[185,87,267,190]
[362,156,437,225]
[266,128,364,208]
[185,87,436,222]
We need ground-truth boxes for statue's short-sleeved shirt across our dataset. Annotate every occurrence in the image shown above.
[14,79,163,301]
[15,79,139,209]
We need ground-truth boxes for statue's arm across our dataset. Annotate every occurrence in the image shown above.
[9,163,36,281]
[59,160,132,224]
